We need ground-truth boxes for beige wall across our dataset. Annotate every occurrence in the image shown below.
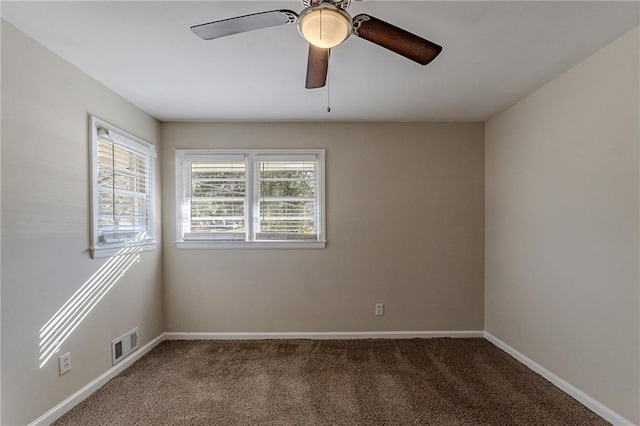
[1,22,163,425]
[485,27,639,423]
[162,122,485,333]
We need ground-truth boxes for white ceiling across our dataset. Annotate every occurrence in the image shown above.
[2,1,638,122]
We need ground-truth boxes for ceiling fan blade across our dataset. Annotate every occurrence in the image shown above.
[306,45,330,89]
[191,10,298,40]
[352,14,442,65]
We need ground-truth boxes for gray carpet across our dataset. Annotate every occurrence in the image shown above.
[54,338,608,425]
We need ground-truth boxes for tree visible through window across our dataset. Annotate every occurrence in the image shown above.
[97,140,150,239]
[257,160,317,238]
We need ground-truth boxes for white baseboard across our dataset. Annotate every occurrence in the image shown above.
[163,330,485,340]
[484,332,634,426]
[29,333,165,426]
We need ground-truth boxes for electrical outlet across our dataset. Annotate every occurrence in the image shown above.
[375,303,384,316]
[59,352,71,375]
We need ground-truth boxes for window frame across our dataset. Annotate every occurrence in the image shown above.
[89,115,157,259]
[175,149,326,249]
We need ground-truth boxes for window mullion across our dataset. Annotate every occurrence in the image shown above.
[246,154,255,242]
[186,159,193,237]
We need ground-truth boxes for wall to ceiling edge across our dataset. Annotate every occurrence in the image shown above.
[485,26,640,423]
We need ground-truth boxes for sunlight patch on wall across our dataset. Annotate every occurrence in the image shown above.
[38,242,145,368]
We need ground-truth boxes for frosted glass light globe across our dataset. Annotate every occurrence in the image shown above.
[298,6,352,49]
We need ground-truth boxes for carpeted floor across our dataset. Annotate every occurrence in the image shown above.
[53,338,608,425]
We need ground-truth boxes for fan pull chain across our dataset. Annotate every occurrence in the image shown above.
[327,76,331,113]
[327,51,331,113]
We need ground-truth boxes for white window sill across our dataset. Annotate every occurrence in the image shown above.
[175,241,326,250]
[91,242,157,259]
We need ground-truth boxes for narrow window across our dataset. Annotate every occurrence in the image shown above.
[90,116,156,258]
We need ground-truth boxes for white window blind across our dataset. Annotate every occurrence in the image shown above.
[90,116,156,258]
[255,157,319,241]
[182,155,246,241]
[176,150,326,249]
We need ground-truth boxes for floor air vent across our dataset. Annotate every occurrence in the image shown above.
[112,327,139,365]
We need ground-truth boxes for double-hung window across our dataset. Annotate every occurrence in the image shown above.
[176,149,326,248]
[90,116,157,258]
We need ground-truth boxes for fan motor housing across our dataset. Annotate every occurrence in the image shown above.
[302,0,351,11]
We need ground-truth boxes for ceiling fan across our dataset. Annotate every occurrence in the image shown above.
[190,0,442,89]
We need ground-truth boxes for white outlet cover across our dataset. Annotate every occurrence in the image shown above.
[59,352,71,375]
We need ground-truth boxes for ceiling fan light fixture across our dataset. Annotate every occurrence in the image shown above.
[298,5,352,49]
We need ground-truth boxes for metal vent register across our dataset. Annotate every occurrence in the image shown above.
[112,327,139,365]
